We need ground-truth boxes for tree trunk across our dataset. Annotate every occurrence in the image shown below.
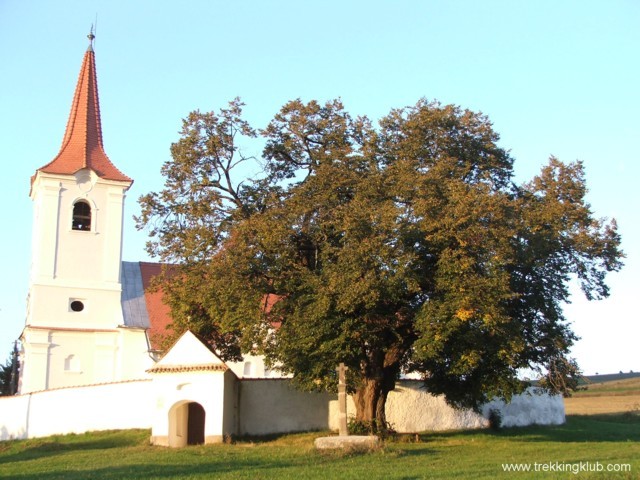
[376,388,389,427]
[353,343,406,432]
[354,377,383,423]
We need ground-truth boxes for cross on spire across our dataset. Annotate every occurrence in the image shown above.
[87,26,95,51]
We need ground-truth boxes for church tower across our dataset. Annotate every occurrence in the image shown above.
[19,33,147,393]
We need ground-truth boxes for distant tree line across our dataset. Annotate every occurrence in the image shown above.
[0,342,19,396]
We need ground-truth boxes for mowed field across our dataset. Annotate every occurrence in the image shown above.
[564,377,640,415]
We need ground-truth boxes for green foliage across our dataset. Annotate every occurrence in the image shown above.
[0,359,13,396]
[137,97,623,421]
[0,343,19,396]
[348,416,396,439]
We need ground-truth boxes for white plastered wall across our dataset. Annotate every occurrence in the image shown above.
[237,380,334,436]
[0,378,565,442]
[19,327,153,394]
[0,380,153,441]
[238,380,564,435]
[482,387,566,427]
[327,382,564,432]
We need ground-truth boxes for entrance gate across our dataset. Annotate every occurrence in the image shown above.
[168,401,206,447]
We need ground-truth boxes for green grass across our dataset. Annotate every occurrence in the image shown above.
[0,415,638,479]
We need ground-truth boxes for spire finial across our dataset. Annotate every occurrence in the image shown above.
[87,25,95,51]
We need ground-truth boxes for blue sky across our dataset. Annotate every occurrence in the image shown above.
[1,0,638,375]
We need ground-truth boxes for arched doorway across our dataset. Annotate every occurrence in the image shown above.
[168,401,206,447]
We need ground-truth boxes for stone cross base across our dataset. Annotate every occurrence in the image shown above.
[314,435,380,450]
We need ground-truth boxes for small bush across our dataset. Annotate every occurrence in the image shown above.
[488,409,502,431]
[347,417,396,439]
[623,403,640,420]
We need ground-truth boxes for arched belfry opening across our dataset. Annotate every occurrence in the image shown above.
[72,200,92,231]
[168,401,206,447]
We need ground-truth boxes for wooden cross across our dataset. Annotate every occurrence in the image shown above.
[336,362,348,436]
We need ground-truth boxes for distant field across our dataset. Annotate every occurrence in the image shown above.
[565,377,640,415]
[577,376,640,394]
[582,372,640,384]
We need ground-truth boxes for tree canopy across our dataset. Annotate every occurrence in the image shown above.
[137,98,623,427]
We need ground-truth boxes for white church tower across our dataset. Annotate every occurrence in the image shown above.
[19,33,151,393]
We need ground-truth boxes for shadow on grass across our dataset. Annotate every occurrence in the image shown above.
[0,430,147,464]
[0,461,289,480]
[417,413,640,444]
[1,437,439,480]
[233,429,329,445]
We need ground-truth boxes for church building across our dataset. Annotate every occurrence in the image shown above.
[2,34,564,445]
[19,31,275,394]
[20,32,157,393]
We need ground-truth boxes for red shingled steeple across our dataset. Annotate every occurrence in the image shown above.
[36,33,132,184]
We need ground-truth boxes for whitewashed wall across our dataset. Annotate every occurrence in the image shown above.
[331,381,564,432]
[482,387,565,427]
[0,378,564,442]
[0,380,153,441]
[238,380,334,436]
[382,382,488,431]
[238,380,564,436]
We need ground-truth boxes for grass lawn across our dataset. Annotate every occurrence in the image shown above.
[2,379,639,479]
[0,413,638,480]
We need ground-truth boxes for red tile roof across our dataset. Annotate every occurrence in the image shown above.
[147,363,228,374]
[36,45,132,184]
[139,262,174,351]
[136,262,281,351]
[263,293,282,328]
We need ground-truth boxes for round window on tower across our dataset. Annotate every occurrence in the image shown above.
[70,300,85,312]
